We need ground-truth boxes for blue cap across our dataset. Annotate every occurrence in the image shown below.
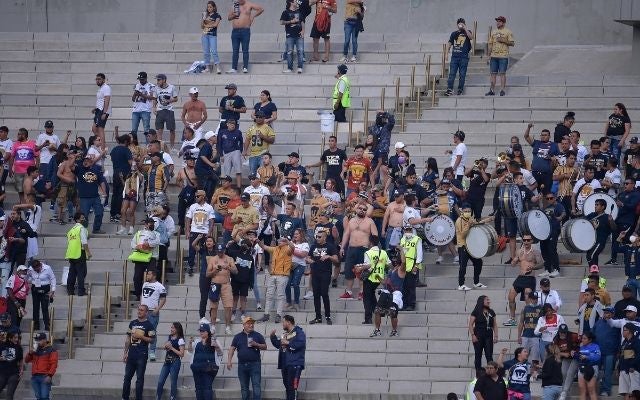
[603,306,615,313]
[198,323,211,332]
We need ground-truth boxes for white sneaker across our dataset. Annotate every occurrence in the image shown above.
[474,283,488,289]
[340,56,348,63]
[349,55,357,62]
[128,226,134,235]
[457,285,472,291]
[225,325,232,335]
[116,227,126,235]
[199,317,210,324]
[215,318,221,323]
[436,256,443,264]
[256,303,263,311]
[282,69,292,73]
[303,290,313,300]
[297,68,303,74]
[549,269,561,278]
[226,68,237,74]
[215,65,222,74]
[242,67,248,73]
[454,256,459,263]
[538,271,550,277]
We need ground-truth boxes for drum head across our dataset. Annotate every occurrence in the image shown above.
[568,218,596,251]
[425,215,455,246]
[466,225,490,259]
[583,193,619,219]
[499,183,523,218]
[525,210,551,241]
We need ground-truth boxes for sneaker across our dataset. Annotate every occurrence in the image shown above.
[504,258,512,265]
[199,317,210,324]
[338,291,353,300]
[369,329,382,337]
[286,304,298,312]
[49,204,54,211]
[349,55,357,62]
[283,69,293,73]
[240,314,246,322]
[116,227,126,235]
[473,283,488,289]
[538,271,550,277]
[216,65,222,74]
[297,68,303,74]
[558,391,566,400]
[188,268,194,277]
[92,230,106,235]
[325,317,332,325]
[503,318,517,326]
[303,290,313,300]
[128,227,134,235]
[549,269,561,278]
[331,279,338,288]
[357,291,363,301]
[454,256,459,263]
[225,325,232,335]
[309,317,322,324]
[362,319,372,325]
[499,90,506,96]
[485,90,495,96]
[257,314,269,323]
[231,311,237,322]
[256,303,263,311]
[457,89,463,95]
[226,68,237,74]
[274,314,282,323]
[242,67,248,73]
[104,205,110,211]
[389,330,398,337]
[149,352,156,362]
[340,56,348,63]
[444,89,453,96]
[457,285,472,291]
[436,256,443,264]
[604,259,618,265]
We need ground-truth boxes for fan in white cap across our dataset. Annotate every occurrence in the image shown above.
[189,87,199,94]
[394,142,405,149]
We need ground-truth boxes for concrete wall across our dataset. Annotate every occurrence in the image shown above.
[2,0,633,52]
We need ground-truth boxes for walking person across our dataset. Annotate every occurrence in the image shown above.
[306,229,338,324]
[25,332,58,400]
[575,332,601,400]
[129,218,160,301]
[445,18,473,96]
[227,316,267,400]
[65,212,91,296]
[342,0,364,62]
[190,323,223,400]
[469,295,498,374]
[140,269,166,362]
[486,16,515,97]
[5,265,29,327]
[227,0,264,73]
[332,64,350,122]
[156,322,185,400]
[269,315,306,400]
[257,237,294,323]
[201,1,222,74]
[281,0,305,73]
[92,73,111,148]
[285,229,309,312]
[0,331,24,400]
[27,259,56,331]
[122,304,156,400]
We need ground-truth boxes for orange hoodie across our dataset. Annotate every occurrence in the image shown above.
[25,344,58,376]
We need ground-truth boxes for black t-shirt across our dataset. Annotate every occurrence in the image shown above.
[309,242,337,272]
[553,123,571,143]
[448,30,472,58]
[584,153,609,180]
[606,113,631,138]
[127,318,156,358]
[277,214,304,239]
[0,342,22,375]
[253,102,278,119]
[467,170,489,201]
[220,95,246,121]
[203,12,221,35]
[474,375,507,400]
[628,166,640,183]
[231,331,265,363]
[281,9,303,38]
[624,148,640,175]
[110,145,133,176]
[321,148,347,179]
[517,185,536,211]
[75,163,103,198]
[586,212,612,243]
[471,307,496,334]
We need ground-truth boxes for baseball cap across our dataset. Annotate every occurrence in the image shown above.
[248,174,258,180]
[0,215,5,222]
[603,306,615,313]
[495,16,507,23]
[631,137,639,144]
[557,324,569,333]
[255,111,266,118]
[623,285,634,293]
[512,143,523,151]
[394,187,406,196]
[225,83,238,90]
[394,142,405,149]
[625,305,638,313]
[34,332,47,341]
[589,265,600,274]
[540,278,551,286]
[198,323,211,332]
[44,120,54,128]
[16,265,28,272]
[222,175,233,182]
[204,131,217,140]
[242,316,255,324]
[240,193,250,201]
[189,87,199,94]
[155,73,167,80]
[288,152,300,158]
[454,130,466,141]
[137,71,147,80]
[216,243,225,252]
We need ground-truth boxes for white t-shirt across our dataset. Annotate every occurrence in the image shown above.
[450,142,467,176]
[36,133,61,164]
[243,185,270,209]
[572,178,602,213]
[141,280,167,310]
[604,168,622,197]
[535,289,563,311]
[0,138,13,171]
[292,242,310,265]
[132,82,155,113]
[520,168,538,188]
[186,203,215,234]
[87,146,104,167]
[402,206,422,228]
[153,84,178,112]
[96,84,112,114]
[179,133,204,156]
[23,205,42,232]
[143,152,174,166]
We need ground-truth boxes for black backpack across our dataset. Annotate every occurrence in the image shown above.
[377,290,393,309]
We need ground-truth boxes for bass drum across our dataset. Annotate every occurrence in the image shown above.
[498,183,523,219]
[561,218,596,253]
[424,215,455,246]
[465,224,499,259]
[518,210,551,242]
[582,192,618,219]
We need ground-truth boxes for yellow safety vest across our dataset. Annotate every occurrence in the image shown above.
[400,235,421,271]
[365,247,388,284]
[65,224,83,260]
[333,75,351,108]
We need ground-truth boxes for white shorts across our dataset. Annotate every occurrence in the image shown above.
[392,290,403,310]
[222,150,243,176]
[27,237,39,260]
[619,370,640,394]
[187,122,203,137]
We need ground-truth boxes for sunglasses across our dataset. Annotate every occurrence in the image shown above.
[546,196,554,200]
[523,238,533,242]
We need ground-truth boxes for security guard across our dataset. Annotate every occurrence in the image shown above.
[357,236,389,324]
[332,64,351,122]
[399,225,422,311]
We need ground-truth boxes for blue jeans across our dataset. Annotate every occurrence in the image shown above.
[286,36,304,70]
[131,111,151,139]
[447,56,469,91]
[79,196,103,232]
[201,34,220,65]
[609,138,622,165]
[627,277,640,299]
[31,375,52,400]
[600,353,615,395]
[343,19,359,56]
[253,261,261,304]
[542,385,562,400]
[286,263,305,305]
[122,353,148,400]
[147,312,159,353]
[157,359,181,399]
[231,28,251,70]
[248,156,262,176]
[192,369,216,400]
[490,57,509,74]
[237,361,261,400]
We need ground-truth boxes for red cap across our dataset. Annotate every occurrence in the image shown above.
[495,16,507,23]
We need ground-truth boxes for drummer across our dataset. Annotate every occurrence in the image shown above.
[571,165,601,216]
[431,179,459,264]
[539,193,565,279]
[585,198,616,266]
[552,150,577,221]
[504,234,543,327]
[455,203,486,291]
[604,178,640,266]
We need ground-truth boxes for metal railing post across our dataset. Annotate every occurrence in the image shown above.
[67,295,74,358]
[431,77,437,108]
[472,21,478,56]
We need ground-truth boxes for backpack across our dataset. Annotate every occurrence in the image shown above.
[376,290,393,310]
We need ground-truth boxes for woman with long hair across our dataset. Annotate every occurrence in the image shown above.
[499,347,532,400]
[156,322,186,400]
[575,331,601,400]
[189,323,223,400]
[117,171,142,235]
[252,90,278,125]
[468,295,498,373]
[285,228,309,311]
[201,1,222,74]
[605,102,632,162]
[70,136,87,156]
[422,157,440,193]
[540,343,563,400]
[509,143,529,169]
[553,111,576,143]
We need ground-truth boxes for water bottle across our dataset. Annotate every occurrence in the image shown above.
[234,1,240,17]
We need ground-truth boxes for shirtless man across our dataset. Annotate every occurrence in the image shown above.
[181,87,208,136]
[23,166,39,205]
[227,0,264,73]
[504,234,543,326]
[339,201,378,300]
[382,188,406,250]
[56,151,79,224]
[206,243,238,334]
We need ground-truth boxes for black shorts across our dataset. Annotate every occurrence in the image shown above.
[93,109,109,128]
[231,280,249,297]
[513,275,536,300]
[310,21,331,39]
[155,109,176,131]
[344,246,367,280]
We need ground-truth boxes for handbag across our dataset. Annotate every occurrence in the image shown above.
[128,249,153,263]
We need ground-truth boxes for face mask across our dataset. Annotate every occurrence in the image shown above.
[462,212,472,219]
[398,156,406,165]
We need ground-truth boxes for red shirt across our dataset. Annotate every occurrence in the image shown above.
[345,157,371,190]
[222,198,241,231]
